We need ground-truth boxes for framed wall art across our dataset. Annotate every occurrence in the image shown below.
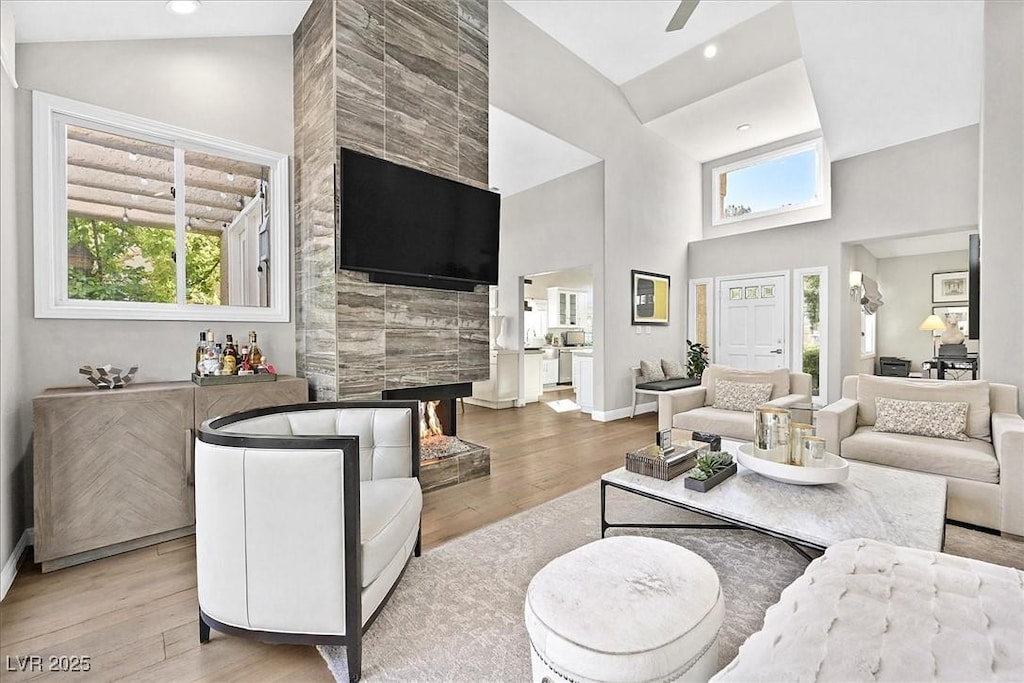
[932,271,968,303]
[631,270,670,325]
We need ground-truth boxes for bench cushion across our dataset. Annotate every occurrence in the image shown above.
[842,426,998,484]
[636,377,701,392]
[713,538,1024,682]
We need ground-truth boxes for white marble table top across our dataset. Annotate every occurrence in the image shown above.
[603,439,947,551]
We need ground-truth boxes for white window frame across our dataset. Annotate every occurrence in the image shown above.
[791,267,828,404]
[711,138,825,227]
[861,308,877,359]
[33,91,290,321]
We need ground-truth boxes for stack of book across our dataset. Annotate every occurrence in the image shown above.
[625,440,711,481]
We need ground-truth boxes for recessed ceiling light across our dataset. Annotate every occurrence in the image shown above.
[166,0,201,15]
[128,152,139,161]
[703,44,718,59]
[736,123,751,132]
[225,172,235,182]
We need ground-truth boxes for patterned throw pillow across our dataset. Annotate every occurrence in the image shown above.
[661,359,687,379]
[640,359,665,383]
[874,397,969,441]
[713,379,773,413]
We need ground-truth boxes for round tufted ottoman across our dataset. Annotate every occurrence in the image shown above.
[525,536,724,683]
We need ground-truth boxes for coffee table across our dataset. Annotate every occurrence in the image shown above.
[601,438,947,559]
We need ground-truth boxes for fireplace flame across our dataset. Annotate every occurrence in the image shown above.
[420,400,444,438]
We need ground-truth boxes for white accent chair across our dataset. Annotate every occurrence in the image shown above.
[194,400,423,683]
[818,374,1024,536]
[659,365,813,438]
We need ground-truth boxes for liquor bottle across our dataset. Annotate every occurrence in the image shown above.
[224,334,238,373]
[248,331,263,369]
[194,331,208,370]
[214,343,224,375]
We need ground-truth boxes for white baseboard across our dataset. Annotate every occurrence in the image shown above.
[1,527,33,601]
[592,402,655,422]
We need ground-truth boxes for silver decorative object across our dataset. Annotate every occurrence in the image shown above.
[754,406,790,463]
[789,423,815,466]
[79,364,139,389]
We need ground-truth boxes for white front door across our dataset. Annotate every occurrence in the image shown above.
[718,275,788,370]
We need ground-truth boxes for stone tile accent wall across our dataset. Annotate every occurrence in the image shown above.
[336,271,489,399]
[294,0,339,401]
[295,0,490,401]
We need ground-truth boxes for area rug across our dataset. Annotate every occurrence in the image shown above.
[319,482,1023,682]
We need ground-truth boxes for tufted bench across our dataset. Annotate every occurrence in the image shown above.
[526,536,724,682]
[712,538,1024,681]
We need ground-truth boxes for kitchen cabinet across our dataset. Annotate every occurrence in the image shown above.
[548,288,585,327]
[523,352,543,403]
[542,358,559,385]
[33,376,307,572]
[468,351,519,409]
[573,354,594,414]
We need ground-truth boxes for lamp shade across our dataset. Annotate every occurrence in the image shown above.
[918,314,946,331]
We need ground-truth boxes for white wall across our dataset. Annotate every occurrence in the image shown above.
[498,163,605,399]
[4,36,295,579]
[491,1,703,417]
[1,4,26,594]
[978,0,1024,401]
[689,125,980,402]
[876,250,969,370]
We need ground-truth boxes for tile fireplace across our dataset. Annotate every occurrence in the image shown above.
[381,383,490,491]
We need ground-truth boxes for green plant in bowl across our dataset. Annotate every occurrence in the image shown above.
[688,451,733,481]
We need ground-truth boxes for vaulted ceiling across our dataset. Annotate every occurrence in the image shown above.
[10,0,986,196]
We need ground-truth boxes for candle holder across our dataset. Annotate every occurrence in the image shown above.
[754,406,790,463]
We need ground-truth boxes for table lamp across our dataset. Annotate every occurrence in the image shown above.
[918,314,946,358]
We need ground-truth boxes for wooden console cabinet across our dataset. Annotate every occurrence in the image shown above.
[33,376,307,571]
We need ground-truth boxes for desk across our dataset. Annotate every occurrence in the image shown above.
[922,356,979,380]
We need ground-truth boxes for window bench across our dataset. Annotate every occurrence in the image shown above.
[630,367,700,418]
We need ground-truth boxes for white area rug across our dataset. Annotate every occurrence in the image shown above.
[319,482,1023,682]
[544,399,580,413]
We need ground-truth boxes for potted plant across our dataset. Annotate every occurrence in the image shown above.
[684,451,737,492]
[686,339,709,379]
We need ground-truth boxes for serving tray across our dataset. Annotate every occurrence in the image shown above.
[735,443,849,485]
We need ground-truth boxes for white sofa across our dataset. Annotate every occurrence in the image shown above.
[818,374,1024,536]
[713,537,1024,681]
[194,400,423,683]
[658,365,813,439]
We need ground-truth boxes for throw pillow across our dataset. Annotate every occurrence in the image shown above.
[640,359,665,383]
[661,358,687,379]
[873,397,969,441]
[713,379,773,413]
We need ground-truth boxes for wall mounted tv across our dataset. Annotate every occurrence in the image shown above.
[337,147,500,291]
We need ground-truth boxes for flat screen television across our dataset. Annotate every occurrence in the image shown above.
[337,148,500,290]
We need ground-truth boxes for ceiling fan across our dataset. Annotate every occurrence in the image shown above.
[665,0,699,32]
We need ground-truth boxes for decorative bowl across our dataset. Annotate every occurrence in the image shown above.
[735,443,849,485]
[80,365,139,389]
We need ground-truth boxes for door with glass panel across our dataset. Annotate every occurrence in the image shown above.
[718,275,788,370]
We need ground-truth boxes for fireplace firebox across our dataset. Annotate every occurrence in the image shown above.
[380,383,489,492]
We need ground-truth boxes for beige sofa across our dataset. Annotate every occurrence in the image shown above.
[818,374,1024,537]
[659,365,813,439]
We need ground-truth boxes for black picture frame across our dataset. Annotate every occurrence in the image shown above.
[631,270,670,326]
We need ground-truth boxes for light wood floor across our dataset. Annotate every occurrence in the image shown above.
[0,392,659,682]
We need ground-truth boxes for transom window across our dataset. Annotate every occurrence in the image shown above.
[33,92,289,321]
[712,138,825,226]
